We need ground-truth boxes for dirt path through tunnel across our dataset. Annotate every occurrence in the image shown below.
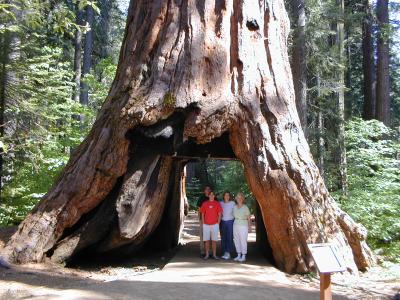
[0,213,398,299]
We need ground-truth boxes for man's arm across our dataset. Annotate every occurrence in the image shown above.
[218,212,222,224]
[198,201,203,220]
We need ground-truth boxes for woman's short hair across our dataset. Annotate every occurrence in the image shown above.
[236,192,246,202]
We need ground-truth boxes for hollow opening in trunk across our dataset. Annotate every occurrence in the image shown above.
[65,121,275,268]
[182,159,276,265]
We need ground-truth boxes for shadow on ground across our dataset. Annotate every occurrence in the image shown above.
[0,266,348,300]
[0,212,395,299]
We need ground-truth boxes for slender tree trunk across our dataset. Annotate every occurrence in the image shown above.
[0,20,20,202]
[376,0,390,125]
[291,0,307,137]
[72,6,84,103]
[346,31,352,117]
[195,160,210,187]
[337,0,348,194]
[79,5,94,106]
[316,73,325,180]
[0,34,9,203]
[2,0,374,274]
[185,162,195,185]
[362,0,376,120]
[99,0,112,59]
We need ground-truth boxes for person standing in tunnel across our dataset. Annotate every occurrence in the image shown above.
[233,192,252,262]
[219,191,235,260]
[197,185,211,257]
[200,191,222,259]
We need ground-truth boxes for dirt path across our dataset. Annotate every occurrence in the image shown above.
[0,213,399,299]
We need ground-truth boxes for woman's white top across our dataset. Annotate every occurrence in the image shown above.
[219,201,235,221]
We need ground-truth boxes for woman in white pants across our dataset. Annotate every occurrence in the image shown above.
[233,192,252,262]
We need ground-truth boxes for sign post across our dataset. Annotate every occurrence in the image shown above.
[320,273,331,300]
[307,243,347,300]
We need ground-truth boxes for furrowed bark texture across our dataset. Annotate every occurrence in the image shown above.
[96,153,173,253]
[361,0,376,120]
[376,0,390,125]
[290,0,307,136]
[3,0,374,273]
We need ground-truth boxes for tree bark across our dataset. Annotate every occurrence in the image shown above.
[362,0,376,120]
[95,152,173,253]
[50,176,123,263]
[2,0,374,273]
[0,33,9,203]
[376,0,390,125]
[290,0,307,137]
[72,5,84,103]
[0,12,20,202]
[316,73,325,180]
[146,160,187,251]
[98,0,112,59]
[79,5,94,106]
[1,7,9,201]
[336,0,348,194]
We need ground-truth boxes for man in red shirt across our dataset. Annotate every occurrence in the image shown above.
[199,191,222,259]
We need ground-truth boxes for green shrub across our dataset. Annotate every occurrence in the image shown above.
[335,118,400,262]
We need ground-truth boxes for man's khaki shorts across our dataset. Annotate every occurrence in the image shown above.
[203,223,219,241]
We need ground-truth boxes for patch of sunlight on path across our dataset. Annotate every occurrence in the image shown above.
[121,212,349,300]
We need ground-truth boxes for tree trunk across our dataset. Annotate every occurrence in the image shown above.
[79,5,94,106]
[255,201,274,263]
[2,0,374,274]
[362,0,376,120]
[376,0,390,125]
[290,0,307,137]
[336,0,348,195]
[72,5,84,103]
[0,33,8,203]
[98,0,112,59]
[94,151,173,253]
[0,14,20,202]
[146,159,187,251]
[316,73,325,180]
[194,160,210,187]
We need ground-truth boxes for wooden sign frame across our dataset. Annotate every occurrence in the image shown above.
[308,243,347,273]
[307,243,347,300]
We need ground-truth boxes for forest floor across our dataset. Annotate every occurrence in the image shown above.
[0,212,399,300]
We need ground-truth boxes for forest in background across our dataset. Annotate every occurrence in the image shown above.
[0,0,399,263]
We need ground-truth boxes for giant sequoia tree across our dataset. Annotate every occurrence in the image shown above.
[2,0,375,273]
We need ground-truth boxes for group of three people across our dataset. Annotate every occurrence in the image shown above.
[197,186,251,262]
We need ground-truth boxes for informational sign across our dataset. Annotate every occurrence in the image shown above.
[307,243,347,274]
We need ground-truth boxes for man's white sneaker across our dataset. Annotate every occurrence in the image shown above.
[238,255,246,262]
[222,253,231,260]
[234,254,241,261]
